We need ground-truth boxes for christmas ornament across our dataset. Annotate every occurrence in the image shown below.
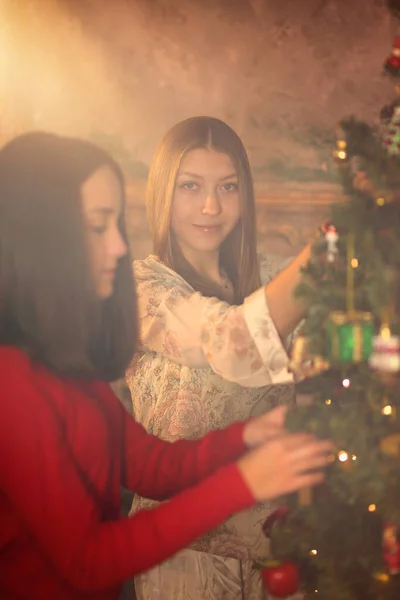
[289,335,330,381]
[261,560,300,598]
[262,506,289,538]
[381,38,400,155]
[326,232,374,363]
[326,310,374,363]
[383,522,400,575]
[382,105,400,156]
[369,324,400,374]
[384,36,400,78]
[325,225,339,263]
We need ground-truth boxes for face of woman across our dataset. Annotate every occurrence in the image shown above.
[170,148,241,261]
[81,165,128,299]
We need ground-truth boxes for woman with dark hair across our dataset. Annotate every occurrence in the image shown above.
[0,131,332,600]
[126,116,317,599]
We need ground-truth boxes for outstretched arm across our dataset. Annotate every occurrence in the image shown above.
[0,379,253,593]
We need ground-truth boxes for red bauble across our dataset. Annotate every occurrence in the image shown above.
[386,55,400,69]
[261,560,300,598]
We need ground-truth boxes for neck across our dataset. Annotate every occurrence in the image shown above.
[180,246,221,282]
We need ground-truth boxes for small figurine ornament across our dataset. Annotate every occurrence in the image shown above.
[325,225,339,263]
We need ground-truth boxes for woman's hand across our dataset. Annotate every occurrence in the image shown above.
[242,405,287,449]
[237,432,333,502]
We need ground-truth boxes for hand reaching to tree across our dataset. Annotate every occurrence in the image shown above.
[237,432,333,502]
[242,405,288,449]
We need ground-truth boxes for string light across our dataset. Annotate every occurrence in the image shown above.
[351,454,357,461]
[310,549,318,556]
[338,450,348,462]
[342,378,350,388]
[382,404,393,416]
[368,504,377,512]
[374,572,390,583]
[351,258,359,268]
[325,398,332,405]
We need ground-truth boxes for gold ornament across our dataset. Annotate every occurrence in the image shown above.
[289,335,330,381]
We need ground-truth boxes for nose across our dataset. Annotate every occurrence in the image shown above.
[110,225,128,260]
[202,189,222,216]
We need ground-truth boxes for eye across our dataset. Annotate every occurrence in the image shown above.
[221,182,239,192]
[91,225,107,235]
[181,181,199,191]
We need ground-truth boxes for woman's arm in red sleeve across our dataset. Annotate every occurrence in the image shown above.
[0,380,253,592]
[119,396,248,498]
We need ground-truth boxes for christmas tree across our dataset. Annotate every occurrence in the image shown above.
[259,4,400,600]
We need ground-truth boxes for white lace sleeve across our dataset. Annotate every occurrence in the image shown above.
[134,257,293,387]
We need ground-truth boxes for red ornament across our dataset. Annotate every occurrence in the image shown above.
[383,521,400,575]
[386,55,400,69]
[262,506,290,538]
[261,560,300,597]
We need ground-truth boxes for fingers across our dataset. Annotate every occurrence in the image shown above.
[294,450,333,473]
[272,433,334,457]
[291,438,334,459]
[276,432,318,450]
[287,472,325,496]
[265,405,287,425]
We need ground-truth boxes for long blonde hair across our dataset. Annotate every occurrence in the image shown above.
[146,116,261,304]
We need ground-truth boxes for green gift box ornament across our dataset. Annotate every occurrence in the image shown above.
[323,230,374,364]
[326,310,374,363]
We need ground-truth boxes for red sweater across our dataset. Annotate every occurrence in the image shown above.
[0,347,254,599]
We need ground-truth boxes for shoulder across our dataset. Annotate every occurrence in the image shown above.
[0,346,58,416]
[133,255,193,296]
[258,253,294,285]
[0,346,35,382]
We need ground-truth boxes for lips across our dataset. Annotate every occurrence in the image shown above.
[192,224,222,232]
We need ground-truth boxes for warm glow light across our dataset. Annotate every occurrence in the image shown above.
[342,378,350,388]
[337,150,347,160]
[351,258,359,268]
[310,549,318,556]
[338,451,348,462]
[0,4,124,141]
[368,504,377,512]
[351,454,357,461]
[325,398,332,405]
[376,197,385,207]
[382,405,393,416]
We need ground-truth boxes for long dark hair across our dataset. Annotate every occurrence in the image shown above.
[146,116,261,304]
[0,131,137,380]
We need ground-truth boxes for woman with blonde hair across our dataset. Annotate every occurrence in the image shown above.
[126,116,315,599]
